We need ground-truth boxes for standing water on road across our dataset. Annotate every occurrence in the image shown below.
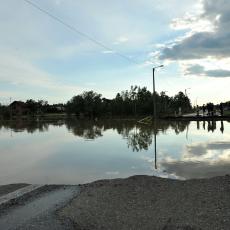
[0,119,230,184]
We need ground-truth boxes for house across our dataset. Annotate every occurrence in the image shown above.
[9,101,29,116]
[55,105,65,112]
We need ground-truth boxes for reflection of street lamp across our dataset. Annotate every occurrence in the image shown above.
[153,65,164,119]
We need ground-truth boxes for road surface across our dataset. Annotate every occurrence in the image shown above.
[0,184,79,230]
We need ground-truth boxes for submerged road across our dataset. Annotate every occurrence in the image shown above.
[0,185,79,230]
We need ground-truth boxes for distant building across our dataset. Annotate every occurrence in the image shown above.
[55,106,65,112]
[9,101,29,116]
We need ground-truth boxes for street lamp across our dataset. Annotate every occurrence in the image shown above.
[152,65,163,170]
[185,88,191,97]
[153,65,164,120]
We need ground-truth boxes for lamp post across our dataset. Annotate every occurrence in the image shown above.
[185,88,191,97]
[153,65,164,120]
[152,65,163,170]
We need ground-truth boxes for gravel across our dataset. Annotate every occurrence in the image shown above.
[59,175,230,230]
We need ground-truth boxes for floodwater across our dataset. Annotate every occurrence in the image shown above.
[0,118,230,184]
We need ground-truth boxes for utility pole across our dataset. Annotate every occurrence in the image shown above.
[153,68,157,169]
[152,65,164,119]
[152,65,163,170]
[153,68,156,119]
[185,88,190,97]
[10,97,12,119]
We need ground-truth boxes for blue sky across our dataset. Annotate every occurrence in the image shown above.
[1,0,230,104]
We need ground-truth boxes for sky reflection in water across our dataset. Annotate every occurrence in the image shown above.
[0,119,229,185]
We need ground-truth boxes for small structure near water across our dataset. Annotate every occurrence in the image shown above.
[9,101,29,116]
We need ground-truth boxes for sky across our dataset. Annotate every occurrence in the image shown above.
[1,0,230,105]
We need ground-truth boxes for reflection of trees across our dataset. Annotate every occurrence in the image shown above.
[0,118,192,145]
[121,120,190,152]
[126,127,153,152]
[65,119,136,140]
[0,119,55,133]
[169,121,190,135]
[207,120,217,132]
[201,120,225,133]
[65,119,103,140]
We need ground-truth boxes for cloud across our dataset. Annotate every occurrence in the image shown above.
[161,161,230,179]
[160,140,230,179]
[160,0,230,60]
[113,36,129,45]
[185,64,230,77]
[102,50,116,54]
[186,141,230,157]
[159,0,230,78]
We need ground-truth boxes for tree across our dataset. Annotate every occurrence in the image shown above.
[171,91,192,114]
[26,99,37,114]
[66,91,102,118]
[66,87,193,117]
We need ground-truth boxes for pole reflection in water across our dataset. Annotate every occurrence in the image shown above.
[220,121,224,133]
[203,121,206,130]
[186,124,189,140]
[154,119,157,170]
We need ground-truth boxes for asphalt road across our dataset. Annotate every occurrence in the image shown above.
[0,185,79,230]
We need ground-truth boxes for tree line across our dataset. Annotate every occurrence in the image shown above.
[0,85,194,118]
[66,86,192,118]
[0,85,229,120]
[4,85,230,118]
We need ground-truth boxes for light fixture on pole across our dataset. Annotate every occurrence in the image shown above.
[153,65,164,120]
[185,88,191,97]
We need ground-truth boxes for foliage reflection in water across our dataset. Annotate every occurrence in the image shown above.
[0,118,230,184]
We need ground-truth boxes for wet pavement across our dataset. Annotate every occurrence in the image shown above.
[0,184,29,197]
[0,185,79,230]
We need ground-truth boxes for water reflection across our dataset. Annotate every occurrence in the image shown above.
[2,119,225,140]
[161,140,230,179]
[195,120,224,133]
[0,119,64,133]
[0,118,230,184]
[65,120,103,140]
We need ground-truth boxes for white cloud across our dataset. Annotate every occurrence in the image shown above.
[113,36,129,45]
[185,64,230,78]
[159,0,230,78]
[160,140,230,179]
[170,13,215,32]
[102,50,116,54]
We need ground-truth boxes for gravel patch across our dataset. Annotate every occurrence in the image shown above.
[60,175,230,230]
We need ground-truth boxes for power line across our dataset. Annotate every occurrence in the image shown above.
[22,0,139,65]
